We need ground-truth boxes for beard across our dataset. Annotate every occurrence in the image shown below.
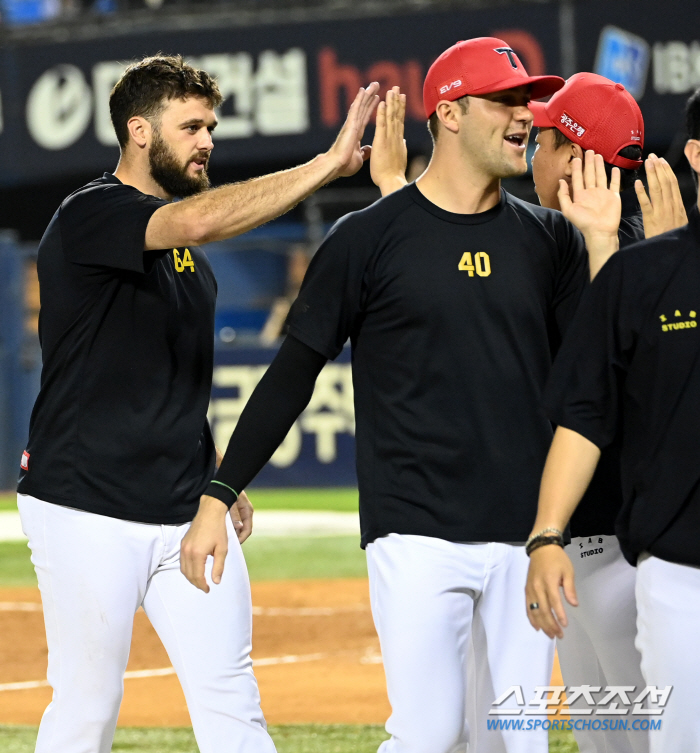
[148,129,210,198]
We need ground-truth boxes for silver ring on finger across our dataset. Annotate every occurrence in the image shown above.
[529,602,540,610]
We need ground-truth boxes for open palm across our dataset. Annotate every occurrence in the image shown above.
[328,83,380,178]
[558,151,621,238]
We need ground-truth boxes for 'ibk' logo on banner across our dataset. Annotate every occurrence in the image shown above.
[595,26,650,101]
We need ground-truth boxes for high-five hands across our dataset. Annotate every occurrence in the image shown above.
[525,545,579,640]
[558,151,621,279]
[370,86,409,196]
[328,82,381,179]
[635,154,688,239]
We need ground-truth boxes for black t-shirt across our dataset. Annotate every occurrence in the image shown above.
[617,190,645,250]
[287,183,588,547]
[570,191,645,537]
[544,206,700,567]
[18,174,217,524]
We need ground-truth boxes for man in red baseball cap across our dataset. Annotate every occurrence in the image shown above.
[370,56,690,749]
[417,37,567,190]
[525,72,687,753]
[184,39,624,753]
[531,71,686,245]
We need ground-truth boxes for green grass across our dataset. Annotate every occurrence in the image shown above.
[0,725,578,752]
[550,728,579,751]
[0,489,360,514]
[0,535,367,588]
[271,724,390,752]
[0,725,389,752]
[0,541,35,587]
[247,487,358,512]
[243,535,366,581]
[0,494,16,512]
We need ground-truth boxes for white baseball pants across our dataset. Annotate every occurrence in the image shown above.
[366,534,555,753]
[636,553,700,753]
[558,536,648,753]
[18,494,276,753]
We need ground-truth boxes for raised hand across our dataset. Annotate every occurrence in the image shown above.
[558,150,621,278]
[558,150,622,238]
[370,86,408,196]
[636,154,688,239]
[525,545,579,640]
[327,83,381,179]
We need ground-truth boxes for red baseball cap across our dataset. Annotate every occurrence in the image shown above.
[529,72,644,170]
[423,37,565,119]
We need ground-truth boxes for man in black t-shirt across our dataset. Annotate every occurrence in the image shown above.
[370,77,687,753]
[182,39,624,753]
[528,72,688,753]
[17,54,380,753]
[525,89,700,753]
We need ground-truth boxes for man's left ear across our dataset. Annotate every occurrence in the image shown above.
[564,143,584,177]
[684,139,700,176]
[126,115,152,150]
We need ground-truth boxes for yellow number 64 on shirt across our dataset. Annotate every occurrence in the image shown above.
[173,248,195,272]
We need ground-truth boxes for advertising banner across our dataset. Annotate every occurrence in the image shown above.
[578,1,700,155]
[0,5,561,185]
[209,346,356,487]
[0,2,696,187]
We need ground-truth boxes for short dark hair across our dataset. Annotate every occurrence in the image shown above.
[548,126,641,192]
[110,54,223,149]
[427,95,469,143]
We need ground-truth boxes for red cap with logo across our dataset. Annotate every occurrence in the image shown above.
[423,37,565,119]
[529,72,644,170]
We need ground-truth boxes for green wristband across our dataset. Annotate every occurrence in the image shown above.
[209,480,239,500]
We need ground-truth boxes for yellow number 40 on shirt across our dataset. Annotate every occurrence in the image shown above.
[173,248,195,273]
[458,252,491,277]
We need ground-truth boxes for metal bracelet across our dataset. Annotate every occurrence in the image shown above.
[525,534,565,557]
[526,527,564,548]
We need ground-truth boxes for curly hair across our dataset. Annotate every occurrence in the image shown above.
[109,54,223,149]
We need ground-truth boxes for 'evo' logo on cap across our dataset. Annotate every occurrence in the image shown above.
[439,79,463,95]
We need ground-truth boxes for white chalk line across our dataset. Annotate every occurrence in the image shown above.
[0,679,49,692]
[0,510,361,542]
[0,603,377,692]
[0,648,383,693]
[254,652,328,667]
[0,602,369,616]
[0,602,42,612]
[252,604,368,616]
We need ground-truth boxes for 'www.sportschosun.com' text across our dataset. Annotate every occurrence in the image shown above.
[486,718,662,732]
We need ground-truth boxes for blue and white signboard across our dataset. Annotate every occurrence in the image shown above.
[209,347,356,487]
[595,25,651,100]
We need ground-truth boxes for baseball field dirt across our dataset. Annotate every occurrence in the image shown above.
[0,579,566,726]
